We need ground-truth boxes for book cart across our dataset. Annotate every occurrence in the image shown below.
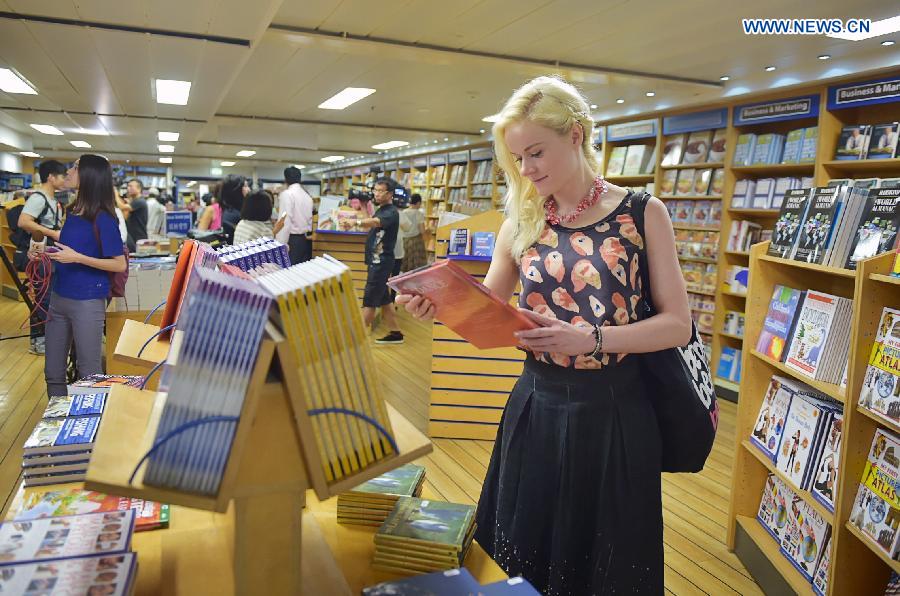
[727,241,897,594]
[74,298,458,594]
[427,209,523,440]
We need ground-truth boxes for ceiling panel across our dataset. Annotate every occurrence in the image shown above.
[272,1,351,30]
[318,0,414,36]
[3,0,81,19]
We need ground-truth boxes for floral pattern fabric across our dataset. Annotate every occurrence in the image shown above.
[519,193,644,369]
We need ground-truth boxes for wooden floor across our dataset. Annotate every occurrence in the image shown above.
[0,297,762,595]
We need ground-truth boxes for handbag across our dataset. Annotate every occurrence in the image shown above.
[630,191,719,473]
[92,217,130,299]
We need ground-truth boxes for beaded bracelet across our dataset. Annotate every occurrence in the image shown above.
[584,324,603,359]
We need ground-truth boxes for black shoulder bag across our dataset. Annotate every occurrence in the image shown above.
[631,191,719,473]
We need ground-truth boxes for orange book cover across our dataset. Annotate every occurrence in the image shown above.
[158,239,197,340]
[387,259,537,349]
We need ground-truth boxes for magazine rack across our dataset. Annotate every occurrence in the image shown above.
[86,323,433,594]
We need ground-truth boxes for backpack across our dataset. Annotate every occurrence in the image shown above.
[6,192,57,270]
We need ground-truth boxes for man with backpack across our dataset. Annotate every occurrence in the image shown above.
[16,160,67,355]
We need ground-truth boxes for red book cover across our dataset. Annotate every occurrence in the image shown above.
[387,260,537,349]
[158,239,197,340]
[6,486,170,531]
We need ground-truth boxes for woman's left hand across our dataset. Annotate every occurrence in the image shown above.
[46,242,83,264]
[514,308,596,356]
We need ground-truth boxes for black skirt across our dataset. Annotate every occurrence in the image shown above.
[474,355,664,595]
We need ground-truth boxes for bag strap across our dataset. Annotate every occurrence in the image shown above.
[30,191,60,230]
[630,190,656,316]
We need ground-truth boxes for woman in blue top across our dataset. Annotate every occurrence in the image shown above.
[44,154,126,397]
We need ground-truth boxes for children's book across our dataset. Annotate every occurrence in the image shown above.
[387,260,537,349]
[784,290,841,379]
[858,307,900,425]
[758,474,796,541]
[811,413,843,512]
[749,375,794,460]
[756,285,805,362]
[849,428,900,559]
[780,495,831,581]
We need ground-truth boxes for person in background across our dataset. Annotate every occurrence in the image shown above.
[44,155,126,397]
[18,160,67,355]
[219,175,248,244]
[401,193,427,271]
[145,187,166,237]
[358,177,403,344]
[197,193,222,231]
[119,178,148,252]
[233,191,275,244]
[277,166,313,264]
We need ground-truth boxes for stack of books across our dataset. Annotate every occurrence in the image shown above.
[337,464,425,527]
[217,238,290,274]
[0,510,138,594]
[258,256,396,483]
[782,290,853,386]
[67,374,144,395]
[780,127,819,164]
[858,307,900,425]
[22,393,106,487]
[373,497,477,575]
[850,428,900,561]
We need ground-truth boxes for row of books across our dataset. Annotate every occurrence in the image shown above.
[726,220,770,252]
[337,464,426,527]
[723,310,745,338]
[675,229,719,260]
[858,307,900,426]
[758,286,854,385]
[665,200,723,228]
[659,167,725,197]
[732,176,814,210]
[717,347,742,383]
[217,238,290,274]
[430,165,446,186]
[724,265,749,295]
[448,229,495,257]
[750,375,843,508]
[448,188,469,204]
[472,160,493,184]
[693,309,714,337]
[734,130,812,166]
[447,164,467,186]
[660,129,727,166]
[364,569,540,595]
[471,183,493,197]
[829,177,900,191]
[850,428,900,562]
[835,122,899,160]
[768,186,900,269]
[757,474,831,593]
[682,262,716,295]
[606,144,656,176]
[0,510,138,595]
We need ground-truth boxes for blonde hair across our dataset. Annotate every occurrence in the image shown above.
[493,76,601,259]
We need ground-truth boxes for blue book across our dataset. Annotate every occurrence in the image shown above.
[755,286,804,362]
[363,568,481,595]
[471,232,496,257]
[717,347,737,380]
[731,348,743,382]
[43,393,106,418]
[478,577,542,595]
[23,416,100,455]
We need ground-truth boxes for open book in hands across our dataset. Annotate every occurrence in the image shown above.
[388,260,537,349]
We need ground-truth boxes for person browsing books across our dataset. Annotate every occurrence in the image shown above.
[276,166,314,264]
[43,155,127,398]
[358,177,404,344]
[401,193,427,270]
[397,76,692,595]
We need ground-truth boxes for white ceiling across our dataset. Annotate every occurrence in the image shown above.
[0,0,897,175]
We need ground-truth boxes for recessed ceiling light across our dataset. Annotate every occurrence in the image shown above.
[0,68,36,94]
[70,140,91,148]
[433,140,439,144]
[186,181,196,187]
[372,141,409,150]
[158,131,180,142]
[220,161,235,166]
[158,144,175,153]
[154,79,191,105]
[444,137,449,141]
[236,150,255,157]
[20,151,41,158]
[616,98,625,104]
[818,54,831,60]
[293,164,306,169]
[765,65,777,72]
[321,155,345,163]
[318,87,376,110]
[210,167,223,176]
[720,75,730,81]
[159,157,172,164]
[479,129,485,134]
[30,124,63,135]
[828,15,900,41]
[645,92,655,97]
[590,104,598,109]
[482,114,501,123]
[883,40,896,46]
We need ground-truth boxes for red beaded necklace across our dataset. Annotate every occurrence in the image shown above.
[544,175,608,225]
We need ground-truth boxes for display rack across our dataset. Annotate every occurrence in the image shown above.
[312,229,368,301]
[86,321,434,594]
[727,241,896,595]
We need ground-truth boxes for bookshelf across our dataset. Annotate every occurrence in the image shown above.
[312,229,369,301]
[727,241,896,595]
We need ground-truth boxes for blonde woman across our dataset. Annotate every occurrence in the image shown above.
[397,76,691,594]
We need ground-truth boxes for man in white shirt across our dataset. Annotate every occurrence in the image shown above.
[276,167,314,264]
[145,187,166,237]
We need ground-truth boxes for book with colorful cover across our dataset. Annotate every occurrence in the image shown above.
[387,259,537,349]
[0,552,137,596]
[784,290,841,379]
[42,394,106,419]
[811,533,831,596]
[835,125,872,160]
[675,169,696,196]
[775,393,835,488]
[781,128,805,164]
[471,232,496,257]
[67,375,144,395]
[23,417,100,456]
[756,285,805,362]
[5,486,170,532]
[606,146,627,176]
[345,464,425,500]
[693,168,713,195]
[708,128,727,162]
[622,145,647,175]
[375,497,476,553]
[758,474,796,541]
[768,189,812,259]
[660,134,686,167]
[659,170,678,196]
[811,413,843,512]
[850,428,900,558]
[780,494,831,581]
[362,568,481,595]
[448,228,470,255]
[751,133,779,164]
[709,169,725,196]
[0,510,135,566]
[868,122,900,159]
[846,188,900,269]
[750,375,795,460]
[793,187,845,264]
[858,307,900,425]
[757,473,778,535]
[733,133,757,166]
[681,130,713,164]
[799,127,819,163]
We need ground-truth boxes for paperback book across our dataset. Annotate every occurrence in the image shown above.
[859,307,900,425]
[23,417,100,456]
[0,510,135,565]
[681,130,713,164]
[750,375,795,460]
[849,428,900,559]
[811,413,843,512]
[660,134,686,167]
[757,474,796,541]
[0,552,137,596]
[42,394,106,419]
[868,122,899,159]
[793,187,844,264]
[846,188,900,269]
[780,494,831,581]
[755,285,805,362]
[835,125,872,160]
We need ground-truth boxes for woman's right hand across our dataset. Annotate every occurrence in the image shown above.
[396,293,436,321]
